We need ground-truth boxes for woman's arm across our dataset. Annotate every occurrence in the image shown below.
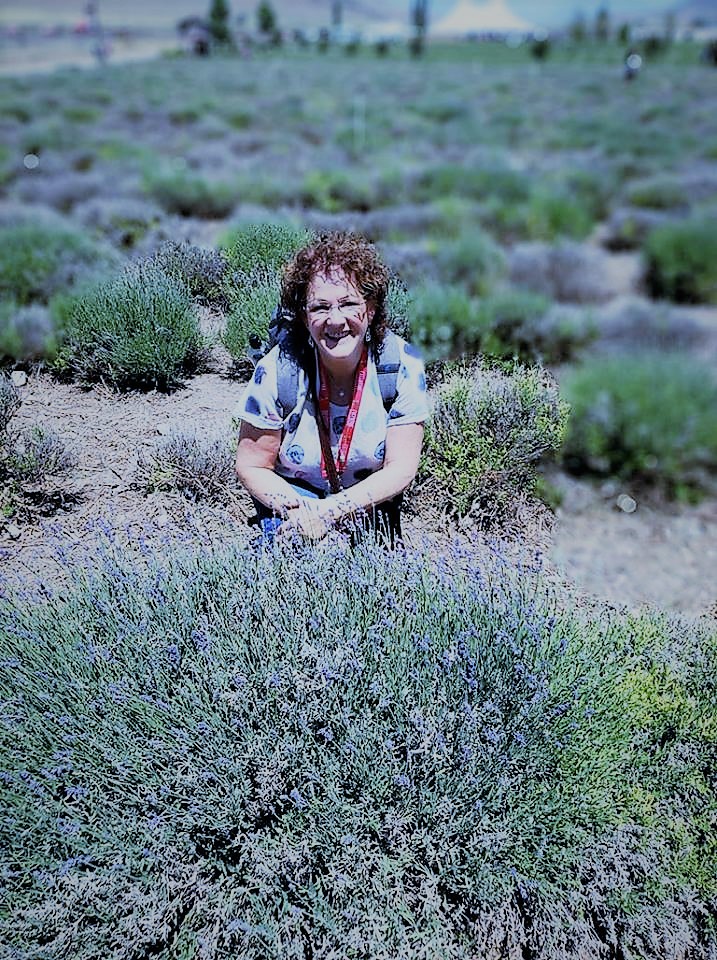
[282,422,424,533]
[235,422,303,515]
[329,421,424,517]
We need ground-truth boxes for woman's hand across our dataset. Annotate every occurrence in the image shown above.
[278,501,332,541]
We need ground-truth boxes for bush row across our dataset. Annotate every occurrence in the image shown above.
[2,220,715,503]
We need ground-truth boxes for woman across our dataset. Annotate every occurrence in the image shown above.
[235,232,429,543]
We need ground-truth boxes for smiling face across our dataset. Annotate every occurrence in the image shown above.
[304,268,374,374]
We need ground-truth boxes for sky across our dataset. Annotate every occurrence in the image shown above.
[0,0,691,33]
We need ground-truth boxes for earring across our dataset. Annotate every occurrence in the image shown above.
[365,328,372,343]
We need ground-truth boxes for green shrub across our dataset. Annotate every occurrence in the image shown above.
[415,163,530,204]
[136,428,236,502]
[220,221,311,277]
[223,270,280,366]
[418,360,568,521]
[220,224,313,364]
[644,217,717,303]
[2,533,714,958]
[560,352,717,498]
[626,176,689,210]
[523,188,594,241]
[145,169,240,218]
[563,167,616,221]
[20,118,76,154]
[433,228,505,295]
[411,95,470,122]
[0,223,119,305]
[301,169,374,212]
[477,290,594,364]
[52,264,204,391]
[408,281,478,362]
[61,105,101,124]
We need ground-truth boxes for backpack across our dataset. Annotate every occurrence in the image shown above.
[249,305,402,419]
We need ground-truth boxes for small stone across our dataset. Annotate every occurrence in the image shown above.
[616,493,637,514]
[10,371,27,387]
[5,523,21,539]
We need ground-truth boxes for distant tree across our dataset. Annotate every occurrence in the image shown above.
[257,1,277,36]
[530,34,551,60]
[569,13,587,43]
[332,1,343,29]
[617,22,631,45]
[594,6,610,42]
[208,0,232,45]
[642,33,667,58]
[317,26,330,52]
[410,0,429,57]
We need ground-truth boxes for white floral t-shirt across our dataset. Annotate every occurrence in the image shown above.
[237,336,429,493]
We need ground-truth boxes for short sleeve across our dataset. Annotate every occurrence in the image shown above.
[235,346,285,430]
[386,339,430,427]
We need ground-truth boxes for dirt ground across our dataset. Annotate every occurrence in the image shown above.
[3,355,716,620]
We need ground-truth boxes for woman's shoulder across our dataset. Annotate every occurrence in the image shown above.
[379,330,423,360]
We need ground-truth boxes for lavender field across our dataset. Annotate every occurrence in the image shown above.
[1,33,717,959]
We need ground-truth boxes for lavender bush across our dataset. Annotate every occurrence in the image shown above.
[147,240,230,310]
[1,532,715,958]
[136,428,237,502]
[52,263,204,391]
[0,372,73,519]
[560,352,717,499]
[0,302,57,363]
[0,222,120,306]
[220,221,312,278]
[418,360,569,521]
[145,168,240,219]
[476,291,595,364]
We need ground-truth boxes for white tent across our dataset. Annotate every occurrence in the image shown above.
[431,0,537,37]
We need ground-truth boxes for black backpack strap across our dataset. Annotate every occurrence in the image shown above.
[275,351,302,421]
[375,330,402,411]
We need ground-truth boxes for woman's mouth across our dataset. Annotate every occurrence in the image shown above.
[324,331,349,347]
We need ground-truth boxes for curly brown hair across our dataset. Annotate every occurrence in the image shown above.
[280,232,390,359]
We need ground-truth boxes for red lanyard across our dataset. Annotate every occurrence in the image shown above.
[318,346,368,480]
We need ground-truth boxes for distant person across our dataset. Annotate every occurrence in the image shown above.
[623,49,642,81]
[85,0,109,64]
[235,232,428,545]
